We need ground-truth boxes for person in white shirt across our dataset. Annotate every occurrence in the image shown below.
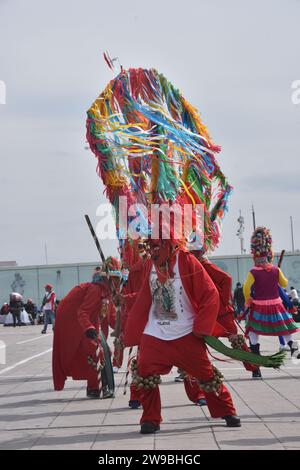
[41,284,56,334]
[290,286,299,301]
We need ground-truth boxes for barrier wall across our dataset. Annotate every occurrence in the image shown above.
[0,253,299,306]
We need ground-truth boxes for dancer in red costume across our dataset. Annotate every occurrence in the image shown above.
[124,238,241,434]
[121,242,150,409]
[52,259,120,399]
[121,242,206,409]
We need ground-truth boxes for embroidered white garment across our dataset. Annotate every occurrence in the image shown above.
[143,255,194,340]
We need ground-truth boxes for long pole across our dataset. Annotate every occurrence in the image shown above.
[237,210,245,255]
[290,216,295,253]
[84,214,107,392]
[84,215,123,337]
[84,215,106,264]
[278,249,285,268]
[252,204,256,231]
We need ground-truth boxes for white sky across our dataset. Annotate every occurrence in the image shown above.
[0,0,300,265]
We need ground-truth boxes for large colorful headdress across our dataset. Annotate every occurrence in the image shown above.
[103,256,122,276]
[86,67,232,254]
[92,256,122,283]
[251,227,273,265]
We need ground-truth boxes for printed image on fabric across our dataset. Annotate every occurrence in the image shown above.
[150,277,178,323]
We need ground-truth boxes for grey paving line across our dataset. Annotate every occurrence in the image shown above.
[226,380,287,450]
[28,386,84,449]
[90,372,127,450]
[258,374,300,413]
[0,364,51,395]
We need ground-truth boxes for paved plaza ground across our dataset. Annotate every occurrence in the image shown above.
[1,325,300,450]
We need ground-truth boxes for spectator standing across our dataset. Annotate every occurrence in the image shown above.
[41,284,56,334]
[9,293,23,327]
[0,303,9,315]
[290,286,299,303]
[233,282,245,319]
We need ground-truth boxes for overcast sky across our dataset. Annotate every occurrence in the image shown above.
[0,0,300,266]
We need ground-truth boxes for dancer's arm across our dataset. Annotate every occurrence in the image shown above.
[278,269,288,288]
[243,272,254,303]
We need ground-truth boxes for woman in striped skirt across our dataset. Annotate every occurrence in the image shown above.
[243,227,299,378]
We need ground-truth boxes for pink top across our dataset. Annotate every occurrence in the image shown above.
[250,265,279,300]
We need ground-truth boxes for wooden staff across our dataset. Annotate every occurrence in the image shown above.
[278,249,285,268]
[85,214,106,264]
[123,346,135,395]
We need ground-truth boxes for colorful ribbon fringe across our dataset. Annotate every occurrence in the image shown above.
[86,68,232,253]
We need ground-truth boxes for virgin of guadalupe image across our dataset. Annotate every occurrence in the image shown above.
[151,278,178,321]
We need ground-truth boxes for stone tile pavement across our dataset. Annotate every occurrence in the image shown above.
[1,325,300,450]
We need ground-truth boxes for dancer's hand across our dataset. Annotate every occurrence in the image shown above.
[85,328,98,341]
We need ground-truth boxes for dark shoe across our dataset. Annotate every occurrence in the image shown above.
[41,330,46,334]
[195,398,207,406]
[102,388,115,399]
[222,415,241,427]
[86,389,100,398]
[129,400,141,409]
[288,341,300,359]
[140,422,160,434]
[250,343,260,355]
[252,369,262,379]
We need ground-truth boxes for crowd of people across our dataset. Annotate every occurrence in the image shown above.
[0,284,59,330]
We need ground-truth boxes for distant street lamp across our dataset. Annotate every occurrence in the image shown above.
[252,204,256,231]
[237,211,245,254]
[290,216,295,253]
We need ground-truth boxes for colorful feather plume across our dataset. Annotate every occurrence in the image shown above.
[86,67,232,253]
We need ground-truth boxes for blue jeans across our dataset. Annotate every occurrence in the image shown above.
[43,310,55,331]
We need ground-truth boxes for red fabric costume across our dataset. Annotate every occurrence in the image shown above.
[52,282,108,391]
[101,303,116,340]
[124,250,237,425]
[123,256,205,404]
[201,259,236,335]
[124,251,226,346]
[122,258,149,402]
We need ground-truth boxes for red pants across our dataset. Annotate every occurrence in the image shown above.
[113,345,124,368]
[184,378,205,402]
[130,375,205,403]
[137,333,237,425]
[87,373,99,390]
[130,382,143,401]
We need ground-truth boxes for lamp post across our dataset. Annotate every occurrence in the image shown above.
[290,216,295,253]
[237,211,245,255]
[252,204,256,231]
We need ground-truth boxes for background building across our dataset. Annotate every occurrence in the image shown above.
[0,253,299,307]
